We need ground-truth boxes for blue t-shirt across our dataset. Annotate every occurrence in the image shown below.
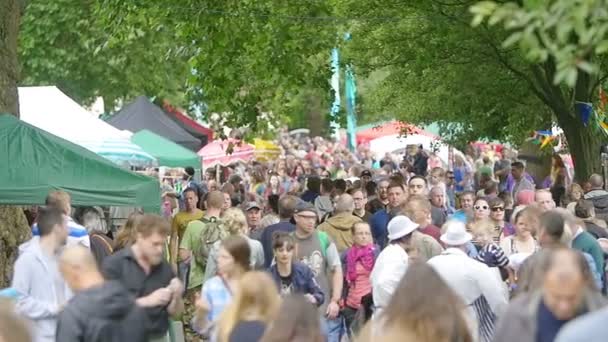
[536,300,573,342]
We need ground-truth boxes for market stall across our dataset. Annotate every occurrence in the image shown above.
[198,139,254,169]
[254,139,281,162]
[18,86,156,168]
[131,129,201,168]
[108,96,202,151]
[0,114,160,212]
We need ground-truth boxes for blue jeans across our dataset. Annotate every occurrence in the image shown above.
[321,314,344,342]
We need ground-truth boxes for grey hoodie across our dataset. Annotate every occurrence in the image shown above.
[56,281,148,342]
[12,238,72,342]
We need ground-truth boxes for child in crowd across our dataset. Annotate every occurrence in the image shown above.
[471,219,514,284]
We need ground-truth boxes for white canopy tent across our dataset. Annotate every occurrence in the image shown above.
[18,86,156,167]
[369,133,467,167]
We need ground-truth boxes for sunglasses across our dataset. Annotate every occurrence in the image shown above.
[491,207,505,212]
[474,205,489,210]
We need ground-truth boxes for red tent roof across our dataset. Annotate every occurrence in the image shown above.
[162,102,214,143]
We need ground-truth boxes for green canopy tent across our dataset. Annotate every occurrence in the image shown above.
[0,114,160,212]
[131,129,201,168]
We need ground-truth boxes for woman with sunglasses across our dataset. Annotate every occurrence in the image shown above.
[472,198,491,222]
[488,198,515,242]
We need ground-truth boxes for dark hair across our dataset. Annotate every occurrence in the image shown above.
[260,294,323,342]
[320,178,334,194]
[183,187,198,197]
[221,235,251,271]
[575,199,595,219]
[383,263,472,342]
[365,181,377,197]
[387,180,405,191]
[539,211,566,243]
[389,173,406,185]
[268,194,280,214]
[278,195,298,219]
[367,198,386,214]
[511,161,525,170]
[37,206,65,237]
[272,231,295,250]
[409,175,428,185]
[488,197,505,208]
[230,175,243,185]
[306,176,321,193]
[333,179,347,193]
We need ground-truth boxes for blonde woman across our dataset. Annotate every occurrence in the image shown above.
[113,212,142,251]
[204,208,265,281]
[194,236,251,340]
[216,271,281,342]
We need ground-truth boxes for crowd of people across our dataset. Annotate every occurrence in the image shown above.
[2,133,608,342]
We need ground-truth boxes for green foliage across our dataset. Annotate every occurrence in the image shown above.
[333,0,551,147]
[470,0,608,87]
[19,0,191,110]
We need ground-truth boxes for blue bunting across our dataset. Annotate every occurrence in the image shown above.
[575,101,593,126]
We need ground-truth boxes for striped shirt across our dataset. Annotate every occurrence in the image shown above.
[475,243,509,268]
[32,216,90,248]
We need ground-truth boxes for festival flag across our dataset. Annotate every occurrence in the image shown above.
[575,101,593,126]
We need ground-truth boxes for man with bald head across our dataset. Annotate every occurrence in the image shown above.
[430,186,453,227]
[56,246,147,342]
[493,248,606,342]
[535,189,556,212]
[318,194,362,253]
[584,173,608,221]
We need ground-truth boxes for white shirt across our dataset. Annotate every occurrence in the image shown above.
[428,248,508,320]
[370,244,409,316]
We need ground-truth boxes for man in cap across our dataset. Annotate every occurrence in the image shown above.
[428,221,508,342]
[370,215,418,317]
[360,170,373,187]
[292,200,343,342]
[245,201,263,240]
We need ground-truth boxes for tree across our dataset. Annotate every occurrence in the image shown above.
[470,0,608,179]
[334,0,607,179]
[92,1,337,130]
[0,0,33,288]
[19,0,192,110]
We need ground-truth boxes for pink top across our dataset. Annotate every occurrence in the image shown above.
[346,262,373,309]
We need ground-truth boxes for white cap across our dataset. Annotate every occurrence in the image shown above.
[440,221,473,246]
[387,215,419,241]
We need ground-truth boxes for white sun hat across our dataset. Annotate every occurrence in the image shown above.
[440,220,473,246]
[387,215,419,241]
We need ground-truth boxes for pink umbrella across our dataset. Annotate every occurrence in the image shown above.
[197,139,254,169]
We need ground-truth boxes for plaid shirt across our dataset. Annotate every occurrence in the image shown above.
[201,276,232,324]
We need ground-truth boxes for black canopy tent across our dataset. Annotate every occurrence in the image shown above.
[107,96,202,151]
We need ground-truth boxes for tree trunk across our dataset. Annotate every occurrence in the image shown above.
[0,0,31,288]
[0,0,21,116]
[554,109,604,182]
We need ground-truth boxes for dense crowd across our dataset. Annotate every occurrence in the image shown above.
[2,133,608,342]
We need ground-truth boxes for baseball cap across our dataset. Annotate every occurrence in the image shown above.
[293,201,317,216]
[245,202,261,211]
[361,170,372,178]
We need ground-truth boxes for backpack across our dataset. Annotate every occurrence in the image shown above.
[318,231,329,259]
[194,217,228,266]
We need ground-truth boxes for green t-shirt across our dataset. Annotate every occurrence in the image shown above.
[180,220,206,289]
